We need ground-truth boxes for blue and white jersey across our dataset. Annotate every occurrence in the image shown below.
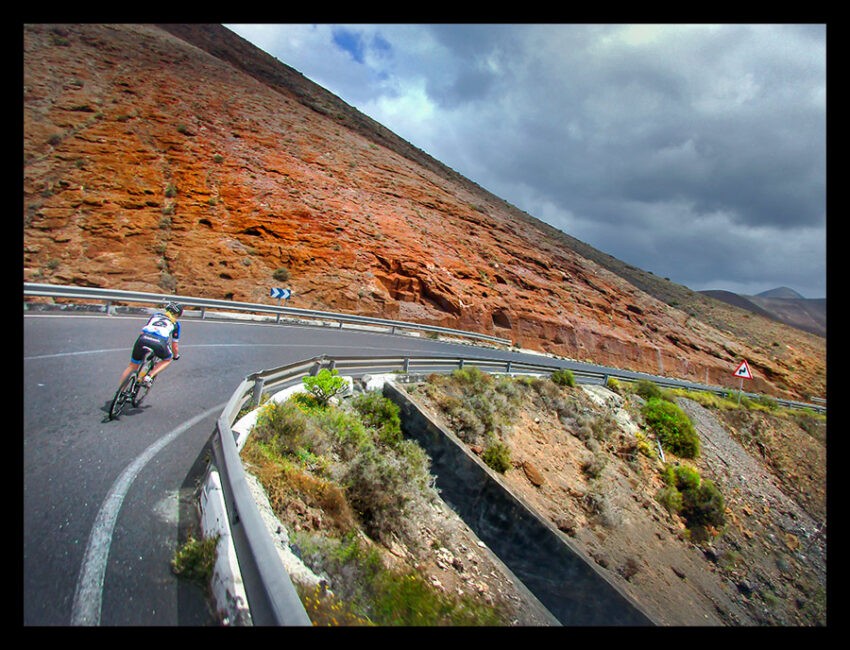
[141,312,181,341]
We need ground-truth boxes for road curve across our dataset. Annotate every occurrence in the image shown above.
[23,311,551,626]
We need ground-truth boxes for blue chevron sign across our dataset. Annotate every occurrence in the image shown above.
[270,287,291,300]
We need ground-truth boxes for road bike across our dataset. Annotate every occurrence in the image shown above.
[108,346,157,420]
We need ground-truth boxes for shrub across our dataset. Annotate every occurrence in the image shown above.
[451,365,493,392]
[343,440,435,543]
[550,368,575,387]
[273,267,290,282]
[252,399,329,459]
[642,397,700,458]
[296,533,505,625]
[482,439,512,473]
[302,368,348,406]
[352,391,402,446]
[171,533,219,584]
[634,379,663,400]
[657,463,726,540]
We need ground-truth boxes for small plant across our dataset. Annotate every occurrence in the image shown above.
[171,533,219,584]
[302,369,348,406]
[550,368,575,387]
[352,391,402,446]
[634,379,665,401]
[657,463,725,541]
[164,183,177,198]
[482,439,512,473]
[273,267,290,282]
[642,397,700,458]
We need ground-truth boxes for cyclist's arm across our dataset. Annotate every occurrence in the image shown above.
[172,321,181,359]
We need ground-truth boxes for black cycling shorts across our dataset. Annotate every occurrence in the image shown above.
[131,334,173,364]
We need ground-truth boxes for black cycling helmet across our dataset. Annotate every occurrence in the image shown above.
[165,301,183,317]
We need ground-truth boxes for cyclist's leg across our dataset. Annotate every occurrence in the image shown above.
[120,337,147,383]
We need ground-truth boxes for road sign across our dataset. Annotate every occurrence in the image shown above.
[732,359,753,380]
[270,288,291,300]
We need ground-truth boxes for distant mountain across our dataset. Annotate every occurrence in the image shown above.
[757,287,806,300]
[700,288,826,337]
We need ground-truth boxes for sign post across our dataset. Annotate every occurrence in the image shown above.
[732,359,753,404]
[270,287,291,323]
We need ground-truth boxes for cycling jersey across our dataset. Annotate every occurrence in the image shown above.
[141,312,181,341]
[130,312,181,364]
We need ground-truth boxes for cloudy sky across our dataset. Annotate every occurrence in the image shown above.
[225,24,826,299]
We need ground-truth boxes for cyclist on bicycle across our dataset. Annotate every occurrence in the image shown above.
[117,301,183,388]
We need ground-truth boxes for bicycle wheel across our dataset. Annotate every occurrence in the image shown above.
[109,374,137,420]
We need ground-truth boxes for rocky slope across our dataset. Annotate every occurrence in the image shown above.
[23,23,825,402]
[402,377,827,626]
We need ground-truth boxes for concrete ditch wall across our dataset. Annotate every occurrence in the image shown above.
[383,380,656,626]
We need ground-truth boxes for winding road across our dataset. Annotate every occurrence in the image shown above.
[23,310,553,626]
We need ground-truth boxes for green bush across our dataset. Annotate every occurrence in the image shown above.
[482,439,512,473]
[451,366,493,391]
[296,533,505,625]
[303,368,348,406]
[171,534,219,584]
[642,397,700,458]
[352,391,402,446]
[550,368,575,387]
[634,379,665,401]
[657,463,726,540]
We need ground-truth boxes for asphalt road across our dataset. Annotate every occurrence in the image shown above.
[23,311,549,626]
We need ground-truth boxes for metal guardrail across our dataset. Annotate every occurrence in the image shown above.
[23,282,513,347]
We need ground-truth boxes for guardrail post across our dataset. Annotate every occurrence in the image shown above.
[506,360,512,374]
[328,359,336,372]
[104,300,112,315]
[252,376,265,407]
[310,361,321,376]
[458,359,465,370]
[403,358,410,373]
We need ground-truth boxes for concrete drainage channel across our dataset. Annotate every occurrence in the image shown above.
[199,372,656,626]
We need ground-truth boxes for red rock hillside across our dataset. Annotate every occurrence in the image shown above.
[23,24,826,402]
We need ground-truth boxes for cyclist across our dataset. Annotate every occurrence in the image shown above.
[117,301,182,388]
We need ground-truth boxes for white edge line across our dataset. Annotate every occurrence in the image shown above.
[70,404,225,626]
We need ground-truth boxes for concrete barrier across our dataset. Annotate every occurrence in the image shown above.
[383,380,656,626]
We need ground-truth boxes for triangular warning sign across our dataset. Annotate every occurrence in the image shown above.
[732,360,753,379]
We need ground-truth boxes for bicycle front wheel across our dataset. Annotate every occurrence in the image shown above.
[109,375,136,420]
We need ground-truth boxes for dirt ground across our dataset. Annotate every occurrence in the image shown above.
[401,379,827,627]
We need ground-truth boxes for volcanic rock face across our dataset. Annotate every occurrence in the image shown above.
[23,24,825,401]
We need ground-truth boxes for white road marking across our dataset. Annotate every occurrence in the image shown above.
[70,404,225,626]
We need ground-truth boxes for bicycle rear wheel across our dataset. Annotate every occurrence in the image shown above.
[109,374,137,420]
